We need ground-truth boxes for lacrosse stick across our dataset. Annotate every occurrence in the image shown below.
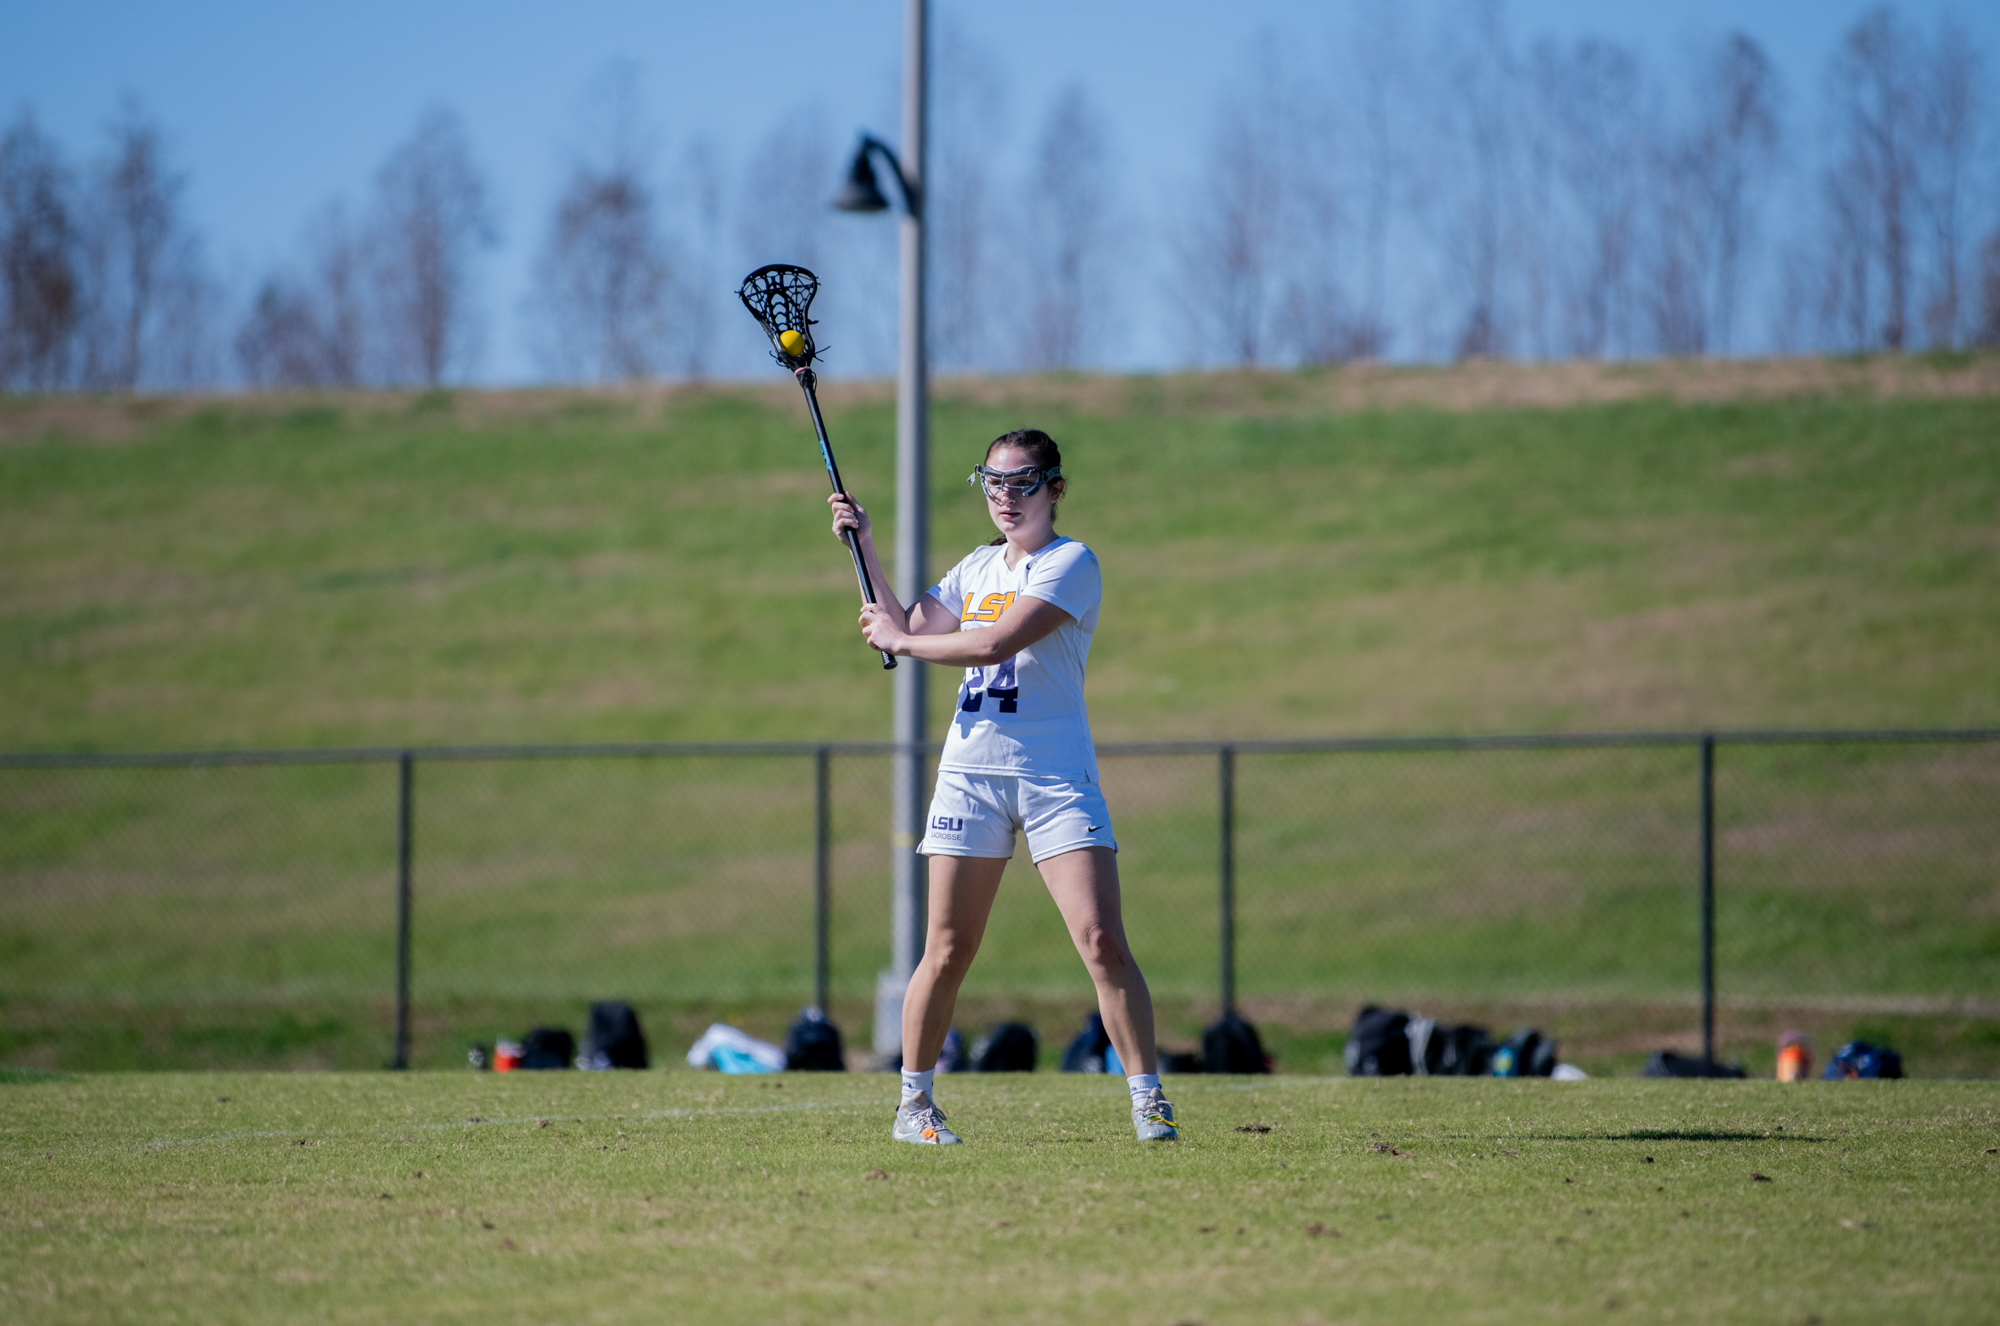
[737,263,896,670]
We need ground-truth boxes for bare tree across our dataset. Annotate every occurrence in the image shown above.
[530,165,673,381]
[233,198,369,389]
[143,235,222,390]
[1646,134,1712,356]
[1342,8,1407,360]
[668,136,728,379]
[1540,38,1650,358]
[1268,38,1361,367]
[1176,47,1289,367]
[1643,32,1783,357]
[369,106,495,385]
[235,276,325,388]
[1696,33,1783,355]
[1018,84,1112,370]
[1820,148,1876,351]
[1178,32,1387,368]
[1770,242,1819,355]
[77,99,185,390]
[304,201,368,385]
[1826,6,1920,351]
[1977,229,2000,347]
[930,18,1009,372]
[1437,3,1522,359]
[0,112,80,391]
[528,64,674,382]
[1913,16,1983,347]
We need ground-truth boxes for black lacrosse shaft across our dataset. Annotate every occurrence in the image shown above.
[797,371,897,671]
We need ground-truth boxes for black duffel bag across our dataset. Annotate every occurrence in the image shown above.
[972,1022,1038,1072]
[784,1007,846,1071]
[1345,1005,1412,1076]
[521,1026,575,1070]
[1408,1016,1494,1076]
[580,1001,649,1070]
[1204,1012,1270,1075]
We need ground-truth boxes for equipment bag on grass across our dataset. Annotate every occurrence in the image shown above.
[1204,1012,1271,1074]
[1407,1016,1494,1076]
[1823,1041,1903,1079]
[1345,1006,1412,1076]
[580,1002,649,1070]
[973,1022,1038,1072]
[521,1027,575,1071]
[784,1008,846,1071]
[1437,1023,1495,1076]
[1491,1028,1560,1078]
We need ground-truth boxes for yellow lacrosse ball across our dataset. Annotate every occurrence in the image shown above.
[778,328,807,358]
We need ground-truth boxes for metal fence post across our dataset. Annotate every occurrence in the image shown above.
[814,745,832,1015]
[393,750,414,1071]
[1219,744,1236,1016]
[1699,734,1715,1065]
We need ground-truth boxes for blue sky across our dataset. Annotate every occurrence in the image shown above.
[6,0,1994,381]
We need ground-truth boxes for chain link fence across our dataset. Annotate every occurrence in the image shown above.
[3,731,1995,1075]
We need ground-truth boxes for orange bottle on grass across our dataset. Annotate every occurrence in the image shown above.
[1775,1031,1812,1082]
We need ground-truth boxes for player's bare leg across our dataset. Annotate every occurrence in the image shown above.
[1039,846,1155,1072]
[903,854,1008,1068]
[893,854,1006,1145]
[1040,846,1177,1139]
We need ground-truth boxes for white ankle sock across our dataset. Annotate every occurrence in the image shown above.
[1126,1072,1160,1104]
[900,1067,935,1104]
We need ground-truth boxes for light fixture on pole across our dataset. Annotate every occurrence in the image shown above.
[834,0,929,1066]
[833,136,910,215]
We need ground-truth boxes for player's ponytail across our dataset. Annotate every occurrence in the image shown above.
[984,429,1065,546]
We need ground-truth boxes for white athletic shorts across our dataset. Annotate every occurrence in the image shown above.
[919,770,1118,864]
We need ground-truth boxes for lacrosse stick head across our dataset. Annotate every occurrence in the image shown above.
[738,264,821,367]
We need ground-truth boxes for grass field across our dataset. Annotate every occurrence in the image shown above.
[3,364,1997,1075]
[5,367,1998,749]
[3,1070,1997,1324]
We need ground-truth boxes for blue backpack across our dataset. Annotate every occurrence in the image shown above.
[1823,1041,1903,1079]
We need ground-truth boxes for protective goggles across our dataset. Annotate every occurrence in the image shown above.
[968,463,1061,500]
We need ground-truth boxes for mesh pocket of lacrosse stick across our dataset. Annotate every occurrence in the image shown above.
[738,264,822,366]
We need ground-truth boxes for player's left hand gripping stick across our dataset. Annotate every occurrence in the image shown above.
[738,264,896,671]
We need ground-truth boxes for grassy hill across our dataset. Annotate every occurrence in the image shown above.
[3,360,1998,750]
[2,361,1996,1075]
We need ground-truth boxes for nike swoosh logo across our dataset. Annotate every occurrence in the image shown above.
[1087,825,1102,832]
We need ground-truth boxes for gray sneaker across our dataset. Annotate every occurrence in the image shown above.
[1132,1087,1179,1141]
[892,1091,962,1145]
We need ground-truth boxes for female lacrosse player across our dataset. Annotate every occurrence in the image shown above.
[828,428,1176,1146]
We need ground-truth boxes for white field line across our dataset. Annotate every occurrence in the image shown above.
[139,1098,866,1150]
[118,1076,1351,1150]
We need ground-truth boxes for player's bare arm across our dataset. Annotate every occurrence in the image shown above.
[826,492,961,636]
[859,593,1070,665]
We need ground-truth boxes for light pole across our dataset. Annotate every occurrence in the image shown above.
[834,0,927,1064]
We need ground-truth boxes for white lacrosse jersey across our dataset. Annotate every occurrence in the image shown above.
[926,536,1103,782]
